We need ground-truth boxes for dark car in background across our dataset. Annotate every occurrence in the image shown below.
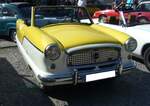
[0,2,31,41]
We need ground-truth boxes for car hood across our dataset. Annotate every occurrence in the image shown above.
[130,24,150,32]
[41,24,121,49]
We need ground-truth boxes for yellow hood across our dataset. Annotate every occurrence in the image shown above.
[41,24,121,49]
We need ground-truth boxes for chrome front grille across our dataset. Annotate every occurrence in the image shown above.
[67,48,120,66]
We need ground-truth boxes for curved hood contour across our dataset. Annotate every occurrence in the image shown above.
[41,24,121,49]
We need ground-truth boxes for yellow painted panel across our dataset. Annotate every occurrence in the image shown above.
[91,24,130,44]
[41,24,122,49]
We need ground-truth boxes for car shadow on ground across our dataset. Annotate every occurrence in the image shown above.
[0,36,10,41]
[46,70,150,106]
[0,58,54,106]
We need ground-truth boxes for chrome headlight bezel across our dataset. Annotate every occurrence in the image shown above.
[45,44,61,60]
[124,38,137,52]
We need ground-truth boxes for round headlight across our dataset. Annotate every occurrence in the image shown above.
[124,38,137,52]
[45,44,61,60]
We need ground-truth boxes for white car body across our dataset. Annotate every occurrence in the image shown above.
[93,18,150,71]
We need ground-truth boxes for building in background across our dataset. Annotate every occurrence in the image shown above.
[0,0,113,6]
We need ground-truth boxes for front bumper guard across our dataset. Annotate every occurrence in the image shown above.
[38,60,135,86]
[38,67,121,86]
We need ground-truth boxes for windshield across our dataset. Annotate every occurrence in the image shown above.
[19,6,31,18]
[34,6,93,27]
[17,4,31,19]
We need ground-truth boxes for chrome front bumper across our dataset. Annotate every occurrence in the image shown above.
[38,61,123,86]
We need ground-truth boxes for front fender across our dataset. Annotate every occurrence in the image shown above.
[25,27,56,52]
[17,19,62,53]
[91,24,130,45]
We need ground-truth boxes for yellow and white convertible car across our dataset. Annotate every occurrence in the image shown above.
[16,6,137,89]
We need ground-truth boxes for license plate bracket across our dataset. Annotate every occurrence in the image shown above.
[86,70,116,82]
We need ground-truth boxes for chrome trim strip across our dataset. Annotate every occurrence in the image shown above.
[23,37,44,53]
[123,66,136,71]
[66,43,121,53]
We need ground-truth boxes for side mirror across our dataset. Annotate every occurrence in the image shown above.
[2,10,17,18]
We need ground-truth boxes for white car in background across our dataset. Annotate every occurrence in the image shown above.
[93,17,150,72]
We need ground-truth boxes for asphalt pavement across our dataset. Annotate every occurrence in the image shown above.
[0,38,150,106]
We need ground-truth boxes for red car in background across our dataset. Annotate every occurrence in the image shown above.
[93,1,150,24]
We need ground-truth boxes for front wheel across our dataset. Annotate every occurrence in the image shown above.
[138,17,148,24]
[98,15,107,23]
[144,47,150,71]
[9,29,16,42]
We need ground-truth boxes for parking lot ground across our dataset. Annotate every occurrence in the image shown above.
[1,39,150,106]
